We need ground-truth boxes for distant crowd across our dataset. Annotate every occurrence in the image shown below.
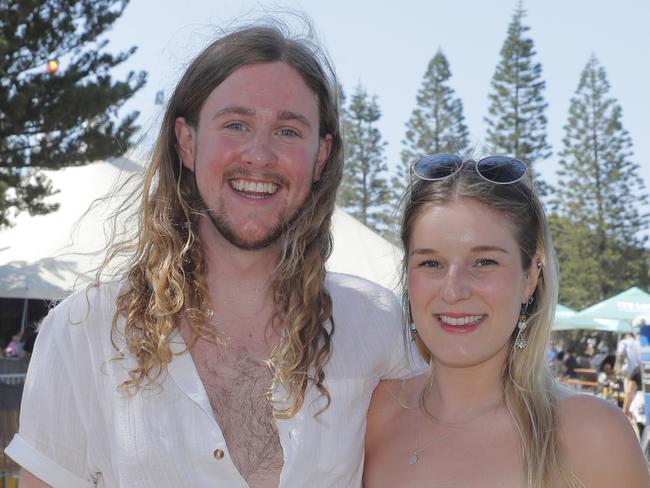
[549,330,645,437]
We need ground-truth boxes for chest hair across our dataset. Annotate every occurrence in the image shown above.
[194,342,283,485]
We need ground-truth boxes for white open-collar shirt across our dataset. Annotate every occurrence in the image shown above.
[6,273,419,487]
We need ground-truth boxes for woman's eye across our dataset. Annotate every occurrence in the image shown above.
[475,258,498,267]
[419,260,441,269]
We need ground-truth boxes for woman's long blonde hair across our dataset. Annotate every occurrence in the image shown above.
[96,20,343,419]
[399,161,582,487]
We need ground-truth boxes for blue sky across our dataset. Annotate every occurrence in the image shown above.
[106,0,649,197]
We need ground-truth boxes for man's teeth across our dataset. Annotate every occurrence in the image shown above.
[231,179,278,195]
[438,315,484,326]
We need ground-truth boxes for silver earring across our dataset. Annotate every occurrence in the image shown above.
[515,314,528,349]
[515,296,533,349]
[409,322,418,342]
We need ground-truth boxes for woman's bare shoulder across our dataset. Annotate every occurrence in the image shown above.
[366,375,426,444]
[368,376,426,418]
[557,392,650,487]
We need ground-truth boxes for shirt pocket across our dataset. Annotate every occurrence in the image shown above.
[315,377,375,475]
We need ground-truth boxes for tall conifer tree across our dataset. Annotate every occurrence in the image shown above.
[549,215,602,308]
[553,56,649,302]
[395,49,469,193]
[339,84,395,237]
[0,0,146,227]
[484,4,550,191]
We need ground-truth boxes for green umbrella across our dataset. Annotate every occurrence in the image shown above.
[552,300,635,333]
[574,287,650,323]
[555,304,577,320]
[552,314,632,333]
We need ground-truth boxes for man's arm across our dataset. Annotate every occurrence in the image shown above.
[20,470,53,488]
[5,297,95,487]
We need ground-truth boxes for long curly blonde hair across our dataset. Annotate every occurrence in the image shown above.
[399,161,582,487]
[97,20,343,419]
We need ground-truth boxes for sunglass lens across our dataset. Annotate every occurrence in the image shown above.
[477,156,527,183]
[413,153,463,180]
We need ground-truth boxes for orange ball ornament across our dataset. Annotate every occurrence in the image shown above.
[46,59,59,74]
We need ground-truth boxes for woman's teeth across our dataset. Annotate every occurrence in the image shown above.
[438,314,484,326]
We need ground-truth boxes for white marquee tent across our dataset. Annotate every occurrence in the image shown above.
[0,159,402,302]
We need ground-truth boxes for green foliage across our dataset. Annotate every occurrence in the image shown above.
[395,49,470,194]
[550,215,602,309]
[484,4,550,192]
[0,0,146,227]
[552,55,649,302]
[339,84,396,238]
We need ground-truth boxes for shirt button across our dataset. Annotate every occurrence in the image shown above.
[213,448,224,460]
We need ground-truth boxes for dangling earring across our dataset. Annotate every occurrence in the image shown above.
[515,296,533,349]
[409,322,418,342]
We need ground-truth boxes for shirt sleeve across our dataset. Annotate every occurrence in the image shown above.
[377,287,428,380]
[4,300,96,488]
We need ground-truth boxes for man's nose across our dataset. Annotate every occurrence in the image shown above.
[242,131,277,167]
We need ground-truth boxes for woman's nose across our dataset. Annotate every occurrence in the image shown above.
[439,266,471,304]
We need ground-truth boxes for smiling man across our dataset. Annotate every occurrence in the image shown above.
[5,21,415,488]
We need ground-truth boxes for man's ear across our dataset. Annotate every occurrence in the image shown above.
[175,117,196,171]
[313,134,333,182]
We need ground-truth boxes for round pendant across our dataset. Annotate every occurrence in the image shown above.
[408,453,418,465]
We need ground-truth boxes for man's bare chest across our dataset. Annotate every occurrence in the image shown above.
[197,344,272,425]
[191,341,283,485]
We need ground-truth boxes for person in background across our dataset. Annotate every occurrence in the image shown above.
[598,354,623,404]
[3,334,21,358]
[19,322,39,362]
[545,341,559,363]
[617,332,641,379]
[364,153,650,487]
[562,347,579,378]
[618,331,642,421]
[591,341,611,371]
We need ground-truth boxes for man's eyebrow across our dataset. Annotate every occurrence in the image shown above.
[277,110,312,129]
[212,106,254,119]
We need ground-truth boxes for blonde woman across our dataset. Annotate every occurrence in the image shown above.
[364,154,650,487]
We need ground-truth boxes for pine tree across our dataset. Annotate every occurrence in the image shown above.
[0,0,146,227]
[339,84,395,237]
[395,49,469,193]
[552,55,649,301]
[549,215,602,308]
[484,4,551,191]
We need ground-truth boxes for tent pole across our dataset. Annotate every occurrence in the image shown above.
[20,297,28,333]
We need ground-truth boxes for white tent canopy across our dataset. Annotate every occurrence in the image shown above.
[0,159,402,300]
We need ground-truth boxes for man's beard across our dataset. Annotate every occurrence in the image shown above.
[205,204,295,251]
[193,172,305,251]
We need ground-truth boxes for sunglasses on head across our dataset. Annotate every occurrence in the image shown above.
[411,153,529,185]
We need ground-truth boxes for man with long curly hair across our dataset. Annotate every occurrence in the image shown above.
[6,20,416,488]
